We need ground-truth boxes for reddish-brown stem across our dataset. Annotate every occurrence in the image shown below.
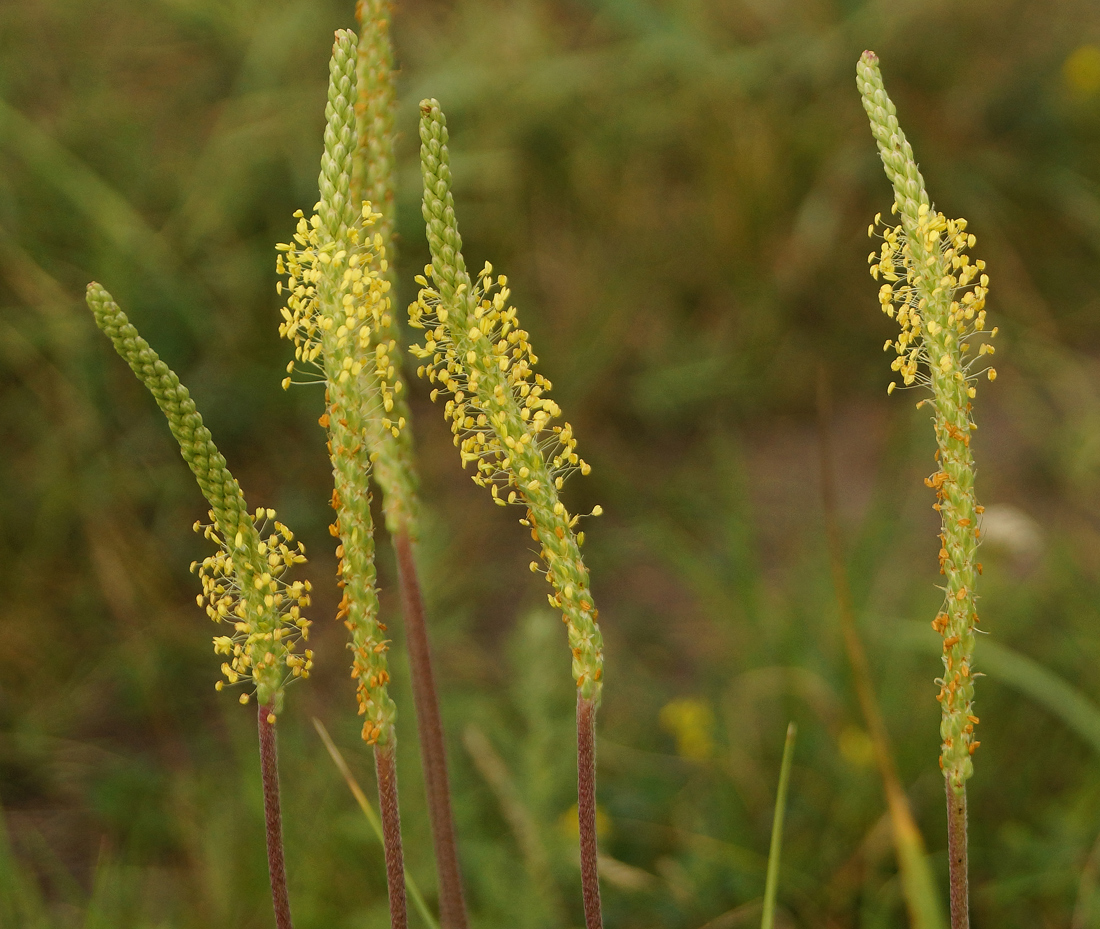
[577,694,602,929]
[375,737,409,929]
[258,702,294,929]
[393,529,468,929]
[947,783,969,929]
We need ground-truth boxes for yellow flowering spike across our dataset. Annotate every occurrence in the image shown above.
[276,29,395,744]
[193,509,314,697]
[414,99,604,705]
[859,51,996,792]
[86,283,312,710]
[351,0,419,537]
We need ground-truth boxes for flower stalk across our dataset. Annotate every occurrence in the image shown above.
[858,50,998,929]
[86,283,314,929]
[413,97,605,928]
[259,701,293,929]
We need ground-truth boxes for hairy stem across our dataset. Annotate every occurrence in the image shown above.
[946,784,969,929]
[577,694,602,929]
[375,737,409,929]
[393,528,467,929]
[258,703,293,929]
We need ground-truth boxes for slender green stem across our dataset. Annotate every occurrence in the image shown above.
[577,695,602,929]
[375,735,409,929]
[946,784,969,929]
[258,702,293,929]
[393,529,467,929]
[760,722,796,929]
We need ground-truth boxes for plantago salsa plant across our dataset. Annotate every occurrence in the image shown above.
[412,98,606,929]
[859,50,997,929]
[86,284,314,929]
[71,13,1031,928]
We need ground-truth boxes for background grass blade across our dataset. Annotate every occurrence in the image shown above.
[760,722,796,929]
[313,719,440,929]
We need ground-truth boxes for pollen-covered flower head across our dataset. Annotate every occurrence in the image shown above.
[271,28,406,745]
[86,282,313,714]
[858,50,995,791]
[276,202,404,441]
[192,507,314,707]
[869,205,997,397]
[410,261,590,503]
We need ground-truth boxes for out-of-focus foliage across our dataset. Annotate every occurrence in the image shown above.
[4,0,1100,926]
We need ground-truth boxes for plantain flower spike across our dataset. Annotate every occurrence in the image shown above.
[412,99,604,705]
[275,29,397,745]
[86,283,313,713]
[858,51,997,791]
[350,0,419,536]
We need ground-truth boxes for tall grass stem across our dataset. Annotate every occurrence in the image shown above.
[858,50,996,918]
[946,786,968,929]
[760,722,796,929]
[414,98,605,929]
[375,736,409,929]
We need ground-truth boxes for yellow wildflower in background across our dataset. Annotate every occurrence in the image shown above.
[659,698,715,761]
[1065,44,1100,97]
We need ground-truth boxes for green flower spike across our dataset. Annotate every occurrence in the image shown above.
[276,29,399,746]
[352,0,418,537]
[858,50,997,793]
[412,98,604,705]
[86,283,314,714]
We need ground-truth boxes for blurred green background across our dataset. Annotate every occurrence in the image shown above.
[3,0,1100,925]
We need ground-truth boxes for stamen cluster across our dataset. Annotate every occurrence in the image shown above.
[409,261,590,504]
[869,205,997,394]
[191,507,314,699]
[276,204,405,441]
